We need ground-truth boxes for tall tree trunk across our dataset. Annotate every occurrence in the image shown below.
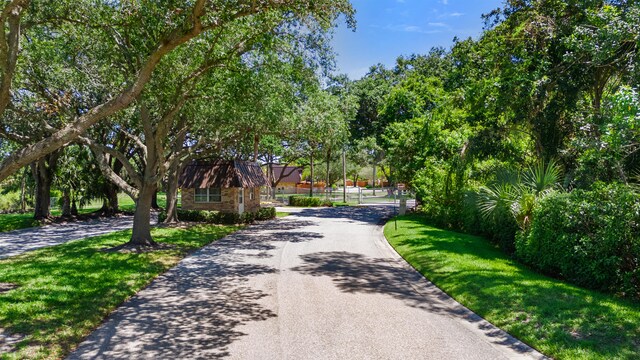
[32,151,60,220]
[106,184,119,214]
[61,189,71,217]
[129,181,157,247]
[309,154,314,197]
[151,190,160,209]
[19,167,26,212]
[164,162,181,224]
[253,134,259,162]
[71,197,78,216]
[372,160,377,195]
[342,151,346,203]
[33,163,52,220]
[326,147,331,188]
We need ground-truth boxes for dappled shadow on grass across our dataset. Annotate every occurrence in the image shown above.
[389,215,640,359]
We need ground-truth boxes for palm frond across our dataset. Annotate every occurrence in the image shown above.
[522,159,563,195]
[477,183,519,220]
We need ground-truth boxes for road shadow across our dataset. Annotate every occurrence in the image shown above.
[68,255,277,359]
[294,206,394,225]
[291,251,541,357]
[68,215,322,359]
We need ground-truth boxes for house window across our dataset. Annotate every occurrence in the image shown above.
[249,189,254,201]
[195,188,221,203]
[239,188,244,204]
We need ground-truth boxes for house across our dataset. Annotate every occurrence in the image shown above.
[179,160,269,214]
[268,165,303,194]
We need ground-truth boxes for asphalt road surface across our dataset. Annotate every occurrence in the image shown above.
[68,206,545,360]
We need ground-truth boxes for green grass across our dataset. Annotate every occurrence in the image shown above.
[0,214,39,233]
[276,211,290,218]
[0,193,165,233]
[0,224,240,360]
[384,214,640,360]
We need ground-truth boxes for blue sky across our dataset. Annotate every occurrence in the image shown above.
[332,0,503,79]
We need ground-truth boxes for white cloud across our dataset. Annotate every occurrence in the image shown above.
[385,23,443,34]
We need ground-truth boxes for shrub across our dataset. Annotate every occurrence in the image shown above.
[0,191,23,213]
[256,207,276,220]
[157,207,277,225]
[288,196,323,207]
[517,182,640,299]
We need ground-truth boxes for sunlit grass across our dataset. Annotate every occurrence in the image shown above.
[0,224,240,360]
[384,214,640,360]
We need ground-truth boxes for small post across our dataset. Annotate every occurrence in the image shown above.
[394,188,397,230]
[342,150,347,203]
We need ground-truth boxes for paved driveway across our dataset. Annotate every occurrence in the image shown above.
[68,206,545,359]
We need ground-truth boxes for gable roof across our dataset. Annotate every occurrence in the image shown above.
[179,160,269,189]
[270,165,303,184]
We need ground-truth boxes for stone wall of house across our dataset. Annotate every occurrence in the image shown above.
[245,187,261,213]
[181,188,238,212]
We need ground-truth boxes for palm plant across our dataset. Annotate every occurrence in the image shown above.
[478,160,563,230]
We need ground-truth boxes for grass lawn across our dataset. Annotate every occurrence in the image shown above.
[0,224,240,360]
[0,214,39,233]
[384,214,640,360]
[276,211,290,218]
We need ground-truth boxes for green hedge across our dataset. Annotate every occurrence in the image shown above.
[516,183,640,299]
[158,207,276,225]
[288,196,333,207]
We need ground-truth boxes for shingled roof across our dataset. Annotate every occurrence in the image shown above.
[271,165,303,184]
[179,160,269,189]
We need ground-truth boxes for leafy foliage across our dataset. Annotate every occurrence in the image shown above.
[288,195,333,207]
[157,207,276,224]
[517,183,640,299]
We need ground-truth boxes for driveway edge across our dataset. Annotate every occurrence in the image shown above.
[373,220,548,360]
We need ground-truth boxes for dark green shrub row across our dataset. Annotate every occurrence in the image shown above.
[517,183,640,299]
[158,207,276,224]
[288,196,333,207]
[415,184,518,253]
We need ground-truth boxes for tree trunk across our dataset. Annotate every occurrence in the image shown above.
[20,167,26,212]
[342,151,346,203]
[106,184,119,214]
[61,189,71,217]
[33,164,52,220]
[71,198,78,216]
[151,190,160,210]
[253,134,259,162]
[164,162,181,224]
[326,148,331,188]
[129,181,157,247]
[309,154,314,197]
[373,160,377,195]
[32,151,59,220]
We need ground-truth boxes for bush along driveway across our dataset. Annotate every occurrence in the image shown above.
[384,214,640,360]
